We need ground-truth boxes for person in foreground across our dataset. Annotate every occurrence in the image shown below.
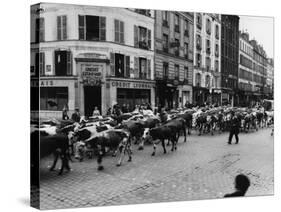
[224,174,251,197]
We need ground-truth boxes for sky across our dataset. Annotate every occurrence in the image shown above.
[239,15,274,58]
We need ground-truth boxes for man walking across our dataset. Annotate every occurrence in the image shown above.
[228,111,240,144]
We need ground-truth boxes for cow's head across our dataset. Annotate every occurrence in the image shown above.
[142,128,152,143]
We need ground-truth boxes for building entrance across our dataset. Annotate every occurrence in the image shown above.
[84,86,101,117]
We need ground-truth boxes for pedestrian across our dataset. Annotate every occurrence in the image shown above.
[224,174,250,197]
[92,106,101,117]
[228,111,240,144]
[71,108,81,123]
[62,104,69,120]
[106,107,112,116]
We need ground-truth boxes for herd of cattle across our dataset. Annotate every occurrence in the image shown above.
[31,106,274,175]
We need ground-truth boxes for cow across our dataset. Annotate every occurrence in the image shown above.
[164,117,187,143]
[83,129,132,170]
[176,112,193,135]
[31,130,71,175]
[148,125,177,156]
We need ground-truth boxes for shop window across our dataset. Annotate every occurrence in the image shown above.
[78,15,106,41]
[134,25,151,50]
[40,87,68,111]
[114,19,124,44]
[35,17,44,42]
[54,50,72,76]
[57,15,67,40]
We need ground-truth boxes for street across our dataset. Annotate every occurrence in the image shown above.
[38,128,274,210]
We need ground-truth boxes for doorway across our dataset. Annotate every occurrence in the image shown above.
[84,86,101,117]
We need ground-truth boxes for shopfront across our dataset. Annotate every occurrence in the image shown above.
[31,77,77,119]
[106,79,155,112]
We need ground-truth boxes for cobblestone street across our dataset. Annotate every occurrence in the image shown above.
[38,128,274,210]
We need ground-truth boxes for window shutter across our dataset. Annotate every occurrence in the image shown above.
[148,29,151,49]
[99,16,106,41]
[78,15,85,40]
[110,53,115,76]
[147,59,151,80]
[125,56,130,77]
[67,51,72,75]
[134,25,139,47]
[39,52,45,76]
[57,16,61,40]
[39,18,45,42]
[134,57,139,78]
[62,16,67,40]
[120,21,124,44]
[114,19,119,42]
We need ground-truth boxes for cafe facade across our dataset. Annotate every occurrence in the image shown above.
[30,3,155,119]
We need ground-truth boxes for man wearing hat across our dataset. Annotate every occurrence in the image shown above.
[71,108,81,123]
[228,110,240,144]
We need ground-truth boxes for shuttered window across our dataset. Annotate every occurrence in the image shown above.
[134,57,139,78]
[57,15,67,40]
[134,25,139,47]
[35,18,45,42]
[114,19,125,44]
[78,15,106,41]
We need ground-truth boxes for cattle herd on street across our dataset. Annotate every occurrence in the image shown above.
[31,105,274,175]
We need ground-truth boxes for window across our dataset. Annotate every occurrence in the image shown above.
[215,24,219,39]
[35,18,44,42]
[196,14,202,29]
[57,16,67,40]
[184,43,188,58]
[196,34,202,50]
[206,39,211,54]
[40,87,68,111]
[175,64,179,80]
[215,44,219,57]
[163,34,169,52]
[35,52,45,76]
[184,20,189,37]
[206,19,211,34]
[196,73,201,86]
[134,25,151,50]
[110,53,130,78]
[175,39,180,56]
[163,62,169,78]
[184,66,189,80]
[196,53,201,67]
[174,14,180,32]
[114,19,124,43]
[215,60,219,72]
[54,50,72,76]
[206,57,211,71]
[78,15,106,41]
[139,58,148,79]
[205,75,210,88]
[162,11,169,27]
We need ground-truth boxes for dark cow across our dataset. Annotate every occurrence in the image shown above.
[149,125,177,156]
[196,113,207,136]
[176,112,193,135]
[31,130,71,175]
[85,129,132,170]
[164,117,187,143]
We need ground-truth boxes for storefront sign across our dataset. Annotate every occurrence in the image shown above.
[31,80,54,87]
[111,80,153,89]
[81,64,103,86]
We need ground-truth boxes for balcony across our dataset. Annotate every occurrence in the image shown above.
[162,20,169,27]
[138,41,149,50]
[174,25,180,33]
